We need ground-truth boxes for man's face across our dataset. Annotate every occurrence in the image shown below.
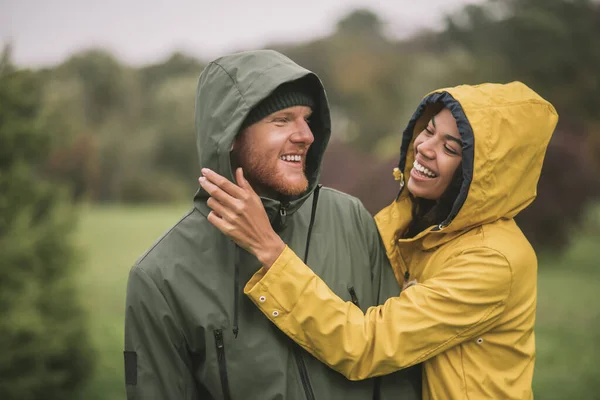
[232,105,314,197]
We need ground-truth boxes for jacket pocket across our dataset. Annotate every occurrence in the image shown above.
[213,329,232,400]
[348,286,360,308]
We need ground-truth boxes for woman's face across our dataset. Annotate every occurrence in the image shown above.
[407,108,463,200]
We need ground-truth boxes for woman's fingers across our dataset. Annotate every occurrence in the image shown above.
[235,168,254,193]
[206,200,254,252]
[202,168,246,199]
[198,176,238,209]
[206,197,234,221]
[207,210,233,235]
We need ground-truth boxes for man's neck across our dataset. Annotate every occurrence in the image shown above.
[254,185,282,202]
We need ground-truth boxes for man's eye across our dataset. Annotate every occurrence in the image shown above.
[273,118,288,124]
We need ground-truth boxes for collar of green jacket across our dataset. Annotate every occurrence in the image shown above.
[378,82,558,249]
[192,50,331,225]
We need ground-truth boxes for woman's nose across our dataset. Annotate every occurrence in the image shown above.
[417,139,436,159]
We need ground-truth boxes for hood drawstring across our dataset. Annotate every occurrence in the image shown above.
[303,185,322,263]
[233,245,240,338]
[232,184,321,339]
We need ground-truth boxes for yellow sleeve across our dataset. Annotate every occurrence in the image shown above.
[244,245,512,380]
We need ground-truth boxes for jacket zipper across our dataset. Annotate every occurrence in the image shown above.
[213,329,233,400]
[293,346,316,400]
[233,246,239,338]
[348,286,360,308]
[292,188,320,400]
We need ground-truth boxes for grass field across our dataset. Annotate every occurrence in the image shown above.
[76,204,600,400]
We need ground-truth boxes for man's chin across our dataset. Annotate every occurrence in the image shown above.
[277,183,309,197]
[271,178,309,197]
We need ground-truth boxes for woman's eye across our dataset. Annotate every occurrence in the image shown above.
[424,127,434,135]
[444,145,459,155]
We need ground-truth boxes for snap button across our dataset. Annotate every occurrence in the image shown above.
[272,310,280,317]
[259,296,266,303]
[476,338,484,344]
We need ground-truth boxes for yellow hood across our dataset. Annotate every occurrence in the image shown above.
[381,82,558,248]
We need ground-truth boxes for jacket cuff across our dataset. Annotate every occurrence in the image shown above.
[244,245,315,316]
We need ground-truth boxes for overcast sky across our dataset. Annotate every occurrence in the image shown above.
[2,0,482,67]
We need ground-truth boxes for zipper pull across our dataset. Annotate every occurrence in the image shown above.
[214,329,224,349]
[278,205,288,227]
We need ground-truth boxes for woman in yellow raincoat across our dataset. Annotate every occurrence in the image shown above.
[199,81,558,399]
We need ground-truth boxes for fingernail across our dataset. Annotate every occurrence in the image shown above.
[201,168,212,175]
[199,177,206,183]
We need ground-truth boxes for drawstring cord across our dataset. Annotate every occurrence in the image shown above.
[232,184,322,338]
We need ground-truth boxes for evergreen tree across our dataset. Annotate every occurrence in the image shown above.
[0,45,94,400]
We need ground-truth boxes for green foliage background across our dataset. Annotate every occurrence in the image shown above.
[0,50,94,399]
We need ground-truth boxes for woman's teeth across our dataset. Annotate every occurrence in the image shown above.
[413,160,437,178]
[281,155,302,162]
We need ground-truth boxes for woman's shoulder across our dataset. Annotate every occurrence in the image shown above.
[443,218,536,274]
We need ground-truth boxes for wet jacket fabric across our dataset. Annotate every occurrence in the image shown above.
[244,82,558,399]
[124,50,420,400]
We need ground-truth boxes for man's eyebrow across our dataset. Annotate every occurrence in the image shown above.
[444,134,462,146]
[272,110,312,118]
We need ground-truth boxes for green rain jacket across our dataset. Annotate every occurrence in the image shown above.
[124,50,420,400]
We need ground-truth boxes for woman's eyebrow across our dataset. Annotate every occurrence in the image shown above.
[444,134,462,146]
[431,116,436,128]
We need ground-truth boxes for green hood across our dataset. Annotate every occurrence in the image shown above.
[194,50,331,215]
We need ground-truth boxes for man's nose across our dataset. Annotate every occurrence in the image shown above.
[291,119,314,145]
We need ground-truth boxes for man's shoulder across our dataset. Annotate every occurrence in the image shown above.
[318,186,365,209]
[132,207,212,275]
[314,186,378,232]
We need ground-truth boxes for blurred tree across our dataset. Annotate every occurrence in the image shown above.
[56,49,134,126]
[336,8,385,37]
[279,9,410,152]
[37,75,100,201]
[446,0,600,126]
[139,51,204,91]
[0,45,94,399]
[443,0,600,251]
[516,127,600,251]
[146,74,199,180]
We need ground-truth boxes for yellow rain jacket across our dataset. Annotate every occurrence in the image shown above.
[244,82,558,399]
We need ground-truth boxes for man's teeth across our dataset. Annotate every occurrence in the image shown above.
[413,160,437,178]
[281,155,302,162]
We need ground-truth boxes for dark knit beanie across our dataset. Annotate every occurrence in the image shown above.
[240,80,316,130]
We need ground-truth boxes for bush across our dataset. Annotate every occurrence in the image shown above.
[0,46,94,400]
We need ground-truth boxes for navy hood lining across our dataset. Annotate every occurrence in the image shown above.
[397,91,475,227]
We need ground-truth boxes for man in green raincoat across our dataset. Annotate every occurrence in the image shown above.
[124,50,420,400]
